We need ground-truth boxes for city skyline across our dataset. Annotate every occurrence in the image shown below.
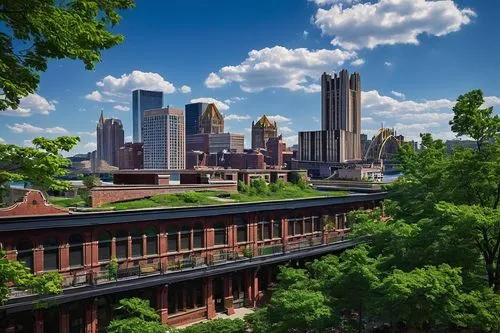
[1,0,500,155]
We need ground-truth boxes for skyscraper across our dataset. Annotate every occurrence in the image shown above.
[96,111,124,167]
[200,103,224,134]
[252,115,278,150]
[132,89,163,143]
[185,102,209,136]
[143,107,185,169]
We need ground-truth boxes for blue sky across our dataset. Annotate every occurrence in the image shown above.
[1,0,499,154]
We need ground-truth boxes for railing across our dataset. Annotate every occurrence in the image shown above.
[287,236,323,252]
[328,234,345,244]
[257,244,283,256]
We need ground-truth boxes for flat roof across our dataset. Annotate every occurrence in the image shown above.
[0,193,386,232]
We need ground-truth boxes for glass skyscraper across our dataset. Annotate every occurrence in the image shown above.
[185,102,209,136]
[132,89,163,143]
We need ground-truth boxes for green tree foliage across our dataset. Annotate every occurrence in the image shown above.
[0,0,135,111]
[107,298,166,333]
[0,250,62,304]
[179,318,246,333]
[450,89,500,151]
[82,175,102,189]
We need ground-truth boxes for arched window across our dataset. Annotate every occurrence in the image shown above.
[43,237,59,271]
[214,223,226,245]
[69,234,84,268]
[236,218,247,243]
[17,240,33,273]
[98,232,112,262]
[180,225,191,251]
[167,226,178,253]
[193,223,204,249]
[131,228,143,258]
[145,227,158,256]
[115,230,129,260]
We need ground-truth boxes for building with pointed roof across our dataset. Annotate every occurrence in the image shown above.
[251,115,278,150]
[200,103,224,134]
[96,111,124,167]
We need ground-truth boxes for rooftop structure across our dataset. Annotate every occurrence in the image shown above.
[252,115,278,150]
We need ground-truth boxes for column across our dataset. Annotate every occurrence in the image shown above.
[156,285,168,324]
[252,269,259,307]
[206,278,216,319]
[34,310,44,333]
[282,217,288,251]
[85,301,97,333]
[59,236,69,273]
[245,270,253,307]
[59,308,69,333]
[158,232,167,268]
[33,247,44,274]
[224,274,235,315]
[321,215,328,244]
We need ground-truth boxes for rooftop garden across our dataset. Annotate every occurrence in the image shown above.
[48,178,349,211]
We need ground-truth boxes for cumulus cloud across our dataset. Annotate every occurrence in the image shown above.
[204,46,357,93]
[84,142,97,150]
[350,59,365,66]
[303,30,309,39]
[0,137,5,144]
[280,126,294,134]
[2,93,57,117]
[282,135,298,147]
[7,122,69,135]
[314,0,476,50]
[384,61,393,67]
[362,90,455,114]
[265,115,292,123]
[309,0,360,5]
[484,96,500,108]
[113,105,130,111]
[180,85,192,94]
[190,97,230,111]
[224,114,251,121]
[224,97,247,105]
[312,116,320,123]
[391,90,405,99]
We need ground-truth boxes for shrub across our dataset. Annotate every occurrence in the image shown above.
[107,258,118,280]
[180,318,246,333]
[251,178,268,194]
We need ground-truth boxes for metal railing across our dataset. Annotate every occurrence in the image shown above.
[257,244,283,256]
[287,236,323,252]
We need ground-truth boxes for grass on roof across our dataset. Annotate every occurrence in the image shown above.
[47,196,86,207]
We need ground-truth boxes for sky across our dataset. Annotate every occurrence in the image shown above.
[1,0,500,155]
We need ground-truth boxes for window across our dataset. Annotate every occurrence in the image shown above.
[167,226,178,252]
[116,231,129,260]
[313,216,321,232]
[69,234,84,268]
[288,220,294,236]
[193,224,204,249]
[258,221,271,241]
[294,219,303,236]
[257,223,263,241]
[131,229,143,258]
[145,227,158,256]
[98,232,111,262]
[180,225,191,251]
[17,240,33,273]
[236,218,247,243]
[305,218,312,234]
[214,224,226,245]
[43,237,59,271]
[272,220,281,238]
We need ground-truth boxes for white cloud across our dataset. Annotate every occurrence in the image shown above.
[224,97,247,105]
[85,90,104,102]
[113,105,130,112]
[125,135,133,142]
[282,135,298,147]
[314,0,476,50]
[350,59,365,66]
[384,61,393,67]
[266,115,292,123]
[190,97,230,111]
[280,126,294,134]
[2,93,57,117]
[205,45,357,93]
[0,137,6,144]
[312,116,320,123]
[224,114,251,121]
[180,85,192,94]
[362,90,455,114]
[391,90,405,99]
[309,0,360,5]
[303,30,309,39]
[362,117,375,124]
[396,113,453,122]
[84,142,97,151]
[484,96,500,108]
[77,130,97,137]
[7,122,69,135]
[23,139,34,147]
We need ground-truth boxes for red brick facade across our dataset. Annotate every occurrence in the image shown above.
[0,190,69,217]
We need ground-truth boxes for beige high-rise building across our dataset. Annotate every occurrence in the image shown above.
[143,107,185,169]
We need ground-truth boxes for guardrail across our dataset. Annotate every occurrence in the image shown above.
[287,236,323,252]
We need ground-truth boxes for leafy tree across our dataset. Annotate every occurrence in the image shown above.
[450,89,500,151]
[107,297,166,333]
[0,250,62,304]
[0,0,135,111]
[82,175,102,189]
[179,318,246,333]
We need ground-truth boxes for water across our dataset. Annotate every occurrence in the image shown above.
[383,173,402,182]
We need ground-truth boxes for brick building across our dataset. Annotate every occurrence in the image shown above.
[118,142,144,170]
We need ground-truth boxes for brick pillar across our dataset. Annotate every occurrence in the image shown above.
[34,310,44,333]
[206,278,216,319]
[156,285,168,324]
[33,247,44,274]
[85,301,97,333]
[224,274,235,315]
[250,217,259,257]
[282,217,288,251]
[321,215,328,244]
[127,236,132,260]
[59,239,69,273]
[142,234,147,259]
[252,269,259,307]
[59,308,69,333]
[111,237,116,259]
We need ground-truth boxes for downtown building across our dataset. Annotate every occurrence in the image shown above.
[295,70,362,177]
[251,115,278,150]
[143,107,185,169]
[132,89,164,143]
[185,102,209,136]
[96,111,124,167]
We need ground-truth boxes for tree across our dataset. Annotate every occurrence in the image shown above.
[0,136,79,204]
[179,318,246,333]
[82,175,102,189]
[450,89,500,151]
[107,297,166,333]
[0,250,62,304]
[0,0,135,111]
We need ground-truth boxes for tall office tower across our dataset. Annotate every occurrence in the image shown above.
[96,111,124,167]
[320,69,361,159]
[143,107,185,169]
[200,103,224,134]
[132,90,163,143]
[251,115,278,150]
[185,102,209,135]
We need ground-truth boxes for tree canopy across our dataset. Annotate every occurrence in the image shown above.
[0,0,135,111]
